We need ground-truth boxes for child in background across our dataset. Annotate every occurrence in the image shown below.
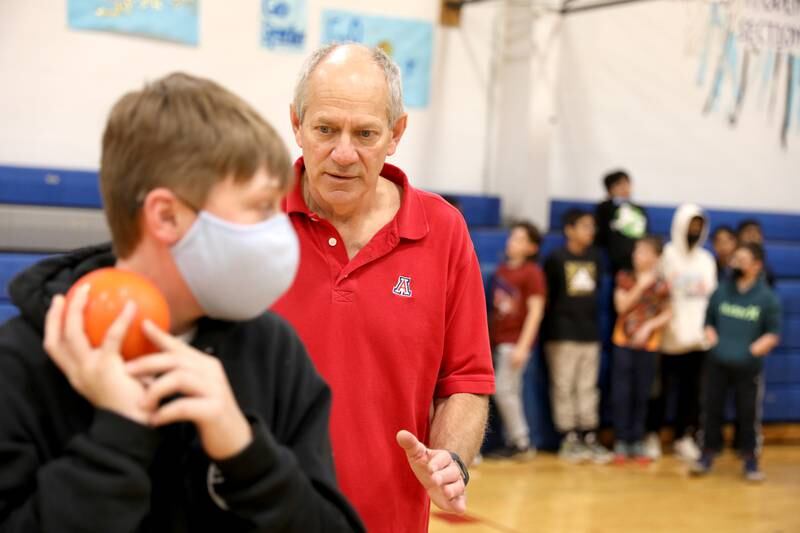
[692,242,782,482]
[544,209,611,464]
[594,170,648,274]
[737,219,776,287]
[712,226,738,281]
[611,236,672,463]
[489,222,546,459]
[657,205,717,462]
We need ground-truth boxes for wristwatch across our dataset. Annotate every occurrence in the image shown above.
[449,451,470,486]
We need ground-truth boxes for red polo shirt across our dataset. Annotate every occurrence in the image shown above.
[272,159,495,533]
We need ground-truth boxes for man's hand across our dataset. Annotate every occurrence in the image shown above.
[43,285,151,424]
[396,430,466,514]
[125,320,252,460]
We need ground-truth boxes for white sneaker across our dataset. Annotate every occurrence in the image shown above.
[674,436,701,462]
[584,433,613,465]
[643,432,662,460]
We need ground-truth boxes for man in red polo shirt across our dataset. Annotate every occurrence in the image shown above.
[271,43,495,532]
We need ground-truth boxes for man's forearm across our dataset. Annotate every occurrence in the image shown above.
[429,393,488,465]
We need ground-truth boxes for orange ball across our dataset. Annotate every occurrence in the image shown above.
[65,268,171,360]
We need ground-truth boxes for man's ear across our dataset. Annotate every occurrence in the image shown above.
[290,105,303,149]
[141,188,195,247]
[386,114,408,156]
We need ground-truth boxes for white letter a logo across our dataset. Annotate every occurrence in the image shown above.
[392,276,413,297]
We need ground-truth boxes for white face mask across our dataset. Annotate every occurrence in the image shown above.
[171,211,299,321]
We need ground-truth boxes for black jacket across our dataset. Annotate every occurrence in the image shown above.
[594,199,648,273]
[0,244,364,532]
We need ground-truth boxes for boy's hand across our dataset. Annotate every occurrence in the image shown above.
[125,320,252,460]
[43,286,151,425]
[750,342,768,357]
[705,326,719,347]
[396,430,467,515]
[510,345,530,370]
[630,325,652,348]
[636,271,657,290]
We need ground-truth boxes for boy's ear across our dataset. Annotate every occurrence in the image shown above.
[140,188,196,247]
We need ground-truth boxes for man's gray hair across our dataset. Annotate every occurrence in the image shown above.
[293,43,405,127]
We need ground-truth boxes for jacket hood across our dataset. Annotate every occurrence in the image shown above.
[670,204,710,255]
[8,244,115,333]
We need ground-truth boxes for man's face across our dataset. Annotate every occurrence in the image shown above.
[739,225,764,245]
[713,231,737,260]
[291,47,407,215]
[731,247,761,279]
[610,178,631,199]
[566,215,596,249]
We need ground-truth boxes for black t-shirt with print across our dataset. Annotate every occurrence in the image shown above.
[543,246,603,342]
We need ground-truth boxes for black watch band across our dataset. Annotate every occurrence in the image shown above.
[449,451,470,486]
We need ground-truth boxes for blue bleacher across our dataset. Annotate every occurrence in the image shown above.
[0,253,49,300]
[0,253,50,324]
[776,281,800,315]
[0,165,101,208]
[765,351,800,384]
[436,193,501,227]
[549,199,800,243]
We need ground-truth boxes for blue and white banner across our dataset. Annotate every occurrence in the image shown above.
[261,0,306,51]
[737,0,800,54]
[67,0,199,45]
[321,10,433,108]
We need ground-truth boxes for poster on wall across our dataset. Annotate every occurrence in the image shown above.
[321,10,433,108]
[67,0,199,46]
[261,0,306,51]
[737,0,800,54]
[696,2,800,147]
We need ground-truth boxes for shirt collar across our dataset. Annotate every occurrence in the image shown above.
[285,157,429,241]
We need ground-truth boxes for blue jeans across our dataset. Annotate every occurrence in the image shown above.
[613,346,657,444]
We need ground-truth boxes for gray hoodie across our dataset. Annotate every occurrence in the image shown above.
[660,204,718,355]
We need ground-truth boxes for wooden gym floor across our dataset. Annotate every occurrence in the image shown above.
[429,445,800,533]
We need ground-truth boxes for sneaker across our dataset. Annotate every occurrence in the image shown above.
[690,452,714,477]
[486,445,536,462]
[643,432,662,460]
[630,441,653,465]
[584,433,613,465]
[743,456,766,483]
[674,436,701,462]
[559,433,590,464]
[613,442,629,465]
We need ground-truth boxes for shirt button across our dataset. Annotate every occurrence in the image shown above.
[328,237,337,247]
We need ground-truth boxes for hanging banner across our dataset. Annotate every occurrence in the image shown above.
[737,0,800,54]
[67,0,199,45]
[321,10,433,108]
[261,0,306,51]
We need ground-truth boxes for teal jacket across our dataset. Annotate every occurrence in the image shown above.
[705,275,782,367]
